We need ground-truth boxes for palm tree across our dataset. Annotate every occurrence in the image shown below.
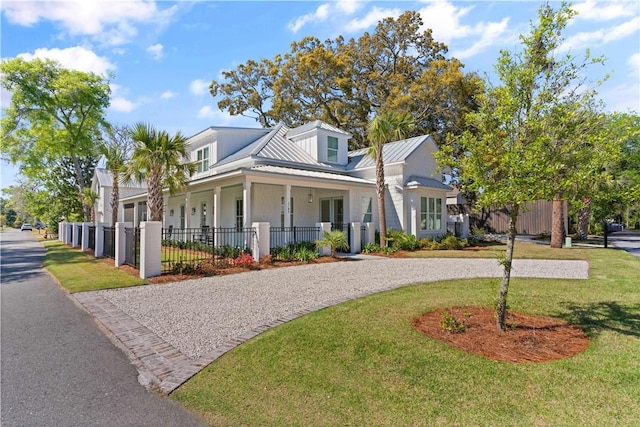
[125,122,195,222]
[82,188,98,223]
[367,111,415,247]
[100,125,132,226]
[315,230,349,257]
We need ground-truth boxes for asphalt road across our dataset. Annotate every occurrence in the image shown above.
[0,229,204,427]
[608,229,640,258]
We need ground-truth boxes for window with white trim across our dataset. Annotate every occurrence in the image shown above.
[362,197,372,223]
[327,136,338,163]
[196,147,209,173]
[420,197,443,231]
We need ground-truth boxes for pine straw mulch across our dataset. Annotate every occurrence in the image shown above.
[413,306,590,363]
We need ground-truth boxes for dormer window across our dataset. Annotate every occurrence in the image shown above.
[196,147,209,173]
[327,136,339,163]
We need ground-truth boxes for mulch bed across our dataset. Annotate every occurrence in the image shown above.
[413,306,590,363]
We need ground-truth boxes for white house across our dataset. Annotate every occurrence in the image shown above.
[110,120,450,247]
[91,168,147,226]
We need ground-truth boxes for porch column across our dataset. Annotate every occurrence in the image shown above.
[213,186,221,248]
[243,180,252,228]
[410,194,418,238]
[162,194,168,227]
[133,203,139,227]
[284,184,291,228]
[366,222,375,246]
[185,192,192,228]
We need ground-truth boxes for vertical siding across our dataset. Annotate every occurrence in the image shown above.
[461,200,568,235]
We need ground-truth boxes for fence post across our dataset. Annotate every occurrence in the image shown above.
[81,222,91,251]
[95,222,107,258]
[316,222,332,256]
[252,222,270,261]
[366,222,375,246]
[115,222,132,267]
[350,222,361,254]
[140,221,162,279]
[58,222,64,242]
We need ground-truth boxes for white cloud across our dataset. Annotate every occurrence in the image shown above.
[189,78,210,96]
[17,46,116,76]
[560,16,640,51]
[336,0,362,16]
[160,90,177,100]
[573,0,637,21]
[147,43,164,60]
[629,52,640,77]
[197,106,257,126]
[287,3,331,33]
[345,6,402,33]
[417,1,510,59]
[110,97,137,113]
[1,88,13,109]
[197,105,222,120]
[2,0,178,46]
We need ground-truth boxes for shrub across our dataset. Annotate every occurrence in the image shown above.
[386,229,421,250]
[233,253,255,268]
[440,311,471,333]
[295,246,318,262]
[315,230,349,257]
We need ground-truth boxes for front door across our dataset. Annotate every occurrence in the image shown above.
[320,197,344,226]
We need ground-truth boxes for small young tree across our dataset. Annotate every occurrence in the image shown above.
[437,2,608,331]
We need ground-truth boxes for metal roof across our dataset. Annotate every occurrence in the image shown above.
[405,175,452,190]
[93,168,147,189]
[250,165,373,185]
[346,135,430,170]
[286,120,352,139]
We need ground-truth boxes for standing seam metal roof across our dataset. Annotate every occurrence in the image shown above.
[346,135,429,170]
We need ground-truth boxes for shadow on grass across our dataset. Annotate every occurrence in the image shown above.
[553,301,640,338]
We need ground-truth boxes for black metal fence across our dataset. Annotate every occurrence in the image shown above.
[124,227,140,268]
[88,225,96,250]
[77,226,83,247]
[331,223,351,248]
[103,226,116,259]
[270,226,321,248]
[161,227,256,274]
[361,224,367,248]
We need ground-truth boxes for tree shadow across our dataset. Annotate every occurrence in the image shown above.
[552,301,640,338]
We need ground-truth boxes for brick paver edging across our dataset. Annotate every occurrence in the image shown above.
[73,286,397,394]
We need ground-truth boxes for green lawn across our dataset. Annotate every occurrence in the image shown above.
[42,239,146,293]
[172,246,640,426]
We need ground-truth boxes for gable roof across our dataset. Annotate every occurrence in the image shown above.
[405,175,451,191]
[286,120,352,139]
[214,124,325,169]
[346,135,430,171]
[93,168,147,189]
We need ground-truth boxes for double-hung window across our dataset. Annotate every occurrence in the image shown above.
[420,197,443,231]
[197,147,209,173]
[327,136,338,163]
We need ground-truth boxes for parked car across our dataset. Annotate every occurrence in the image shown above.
[607,223,624,232]
[21,223,33,231]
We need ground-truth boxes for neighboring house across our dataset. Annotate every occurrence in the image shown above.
[91,168,148,226]
[117,120,451,245]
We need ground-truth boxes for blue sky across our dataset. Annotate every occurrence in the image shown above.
[1,0,639,190]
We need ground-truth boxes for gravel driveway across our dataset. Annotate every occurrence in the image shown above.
[91,257,589,361]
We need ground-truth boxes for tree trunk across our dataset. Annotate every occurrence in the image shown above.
[148,170,164,222]
[576,197,591,239]
[110,177,120,226]
[376,150,387,248]
[496,205,519,331]
[550,194,564,248]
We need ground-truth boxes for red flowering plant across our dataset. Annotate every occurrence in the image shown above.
[233,253,255,268]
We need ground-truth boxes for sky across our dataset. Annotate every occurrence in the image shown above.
[1,0,639,191]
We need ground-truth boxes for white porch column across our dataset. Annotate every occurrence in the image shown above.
[140,221,162,279]
[284,184,291,228]
[162,194,168,227]
[213,186,221,247]
[95,222,107,257]
[252,222,270,262]
[316,222,332,256]
[115,222,132,267]
[243,180,252,228]
[410,194,418,238]
[350,222,361,254]
[81,222,91,251]
[185,192,192,228]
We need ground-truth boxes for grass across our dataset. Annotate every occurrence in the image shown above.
[172,246,640,426]
[41,239,146,293]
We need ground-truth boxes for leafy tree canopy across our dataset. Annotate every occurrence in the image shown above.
[210,11,482,148]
